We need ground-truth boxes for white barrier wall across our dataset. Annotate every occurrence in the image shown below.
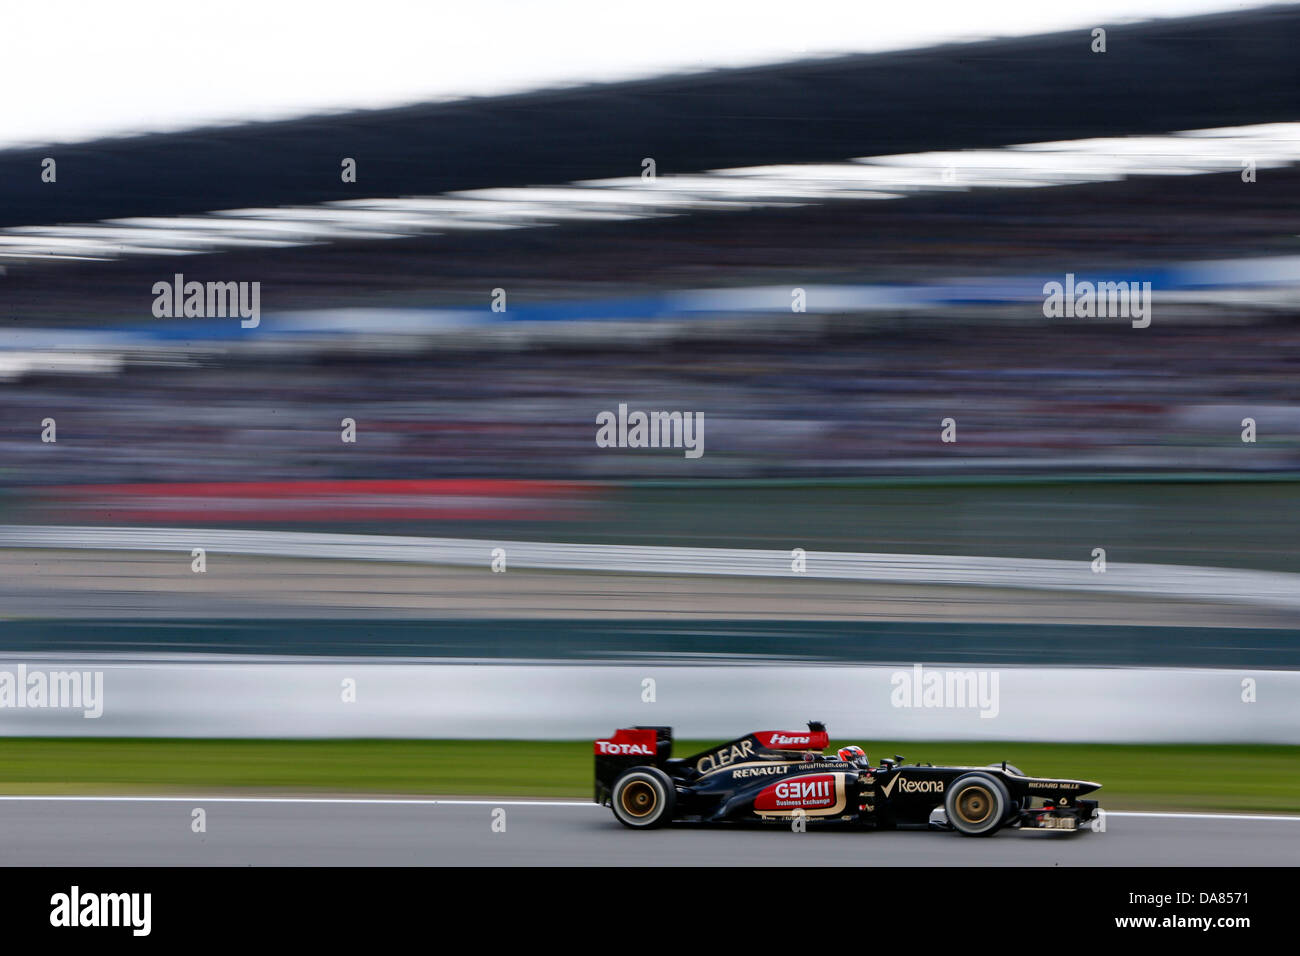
[0,658,1292,742]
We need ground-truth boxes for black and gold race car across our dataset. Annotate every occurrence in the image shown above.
[595,722,1101,835]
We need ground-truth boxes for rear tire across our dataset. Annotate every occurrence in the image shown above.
[611,767,676,829]
[944,773,1010,836]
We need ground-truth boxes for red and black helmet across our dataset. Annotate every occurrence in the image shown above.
[837,745,868,765]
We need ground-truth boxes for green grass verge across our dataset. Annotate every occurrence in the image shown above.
[1,739,1297,812]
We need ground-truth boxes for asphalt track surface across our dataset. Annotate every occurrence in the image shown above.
[1,798,1295,866]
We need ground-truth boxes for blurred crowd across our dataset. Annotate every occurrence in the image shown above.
[1,315,1297,497]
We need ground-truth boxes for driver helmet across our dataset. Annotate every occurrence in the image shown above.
[837,745,869,766]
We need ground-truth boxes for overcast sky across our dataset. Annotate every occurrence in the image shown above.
[2,1,1262,149]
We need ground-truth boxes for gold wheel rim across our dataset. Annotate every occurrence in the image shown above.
[620,780,658,818]
[955,785,994,825]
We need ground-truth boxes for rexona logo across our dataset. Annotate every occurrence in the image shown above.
[755,774,838,810]
[880,775,945,798]
[768,734,810,746]
[595,741,654,756]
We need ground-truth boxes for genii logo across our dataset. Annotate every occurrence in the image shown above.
[755,774,838,810]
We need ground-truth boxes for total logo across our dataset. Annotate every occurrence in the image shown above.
[595,741,654,756]
[880,775,945,797]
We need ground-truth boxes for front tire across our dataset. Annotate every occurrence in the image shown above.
[944,773,1010,836]
[611,767,676,828]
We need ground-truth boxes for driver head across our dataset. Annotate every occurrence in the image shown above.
[837,745,868,767]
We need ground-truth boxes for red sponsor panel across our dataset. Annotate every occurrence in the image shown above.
[593,728,658,757]
[754,730,830,751]
[754,774,838,811]
[41,479,598,523]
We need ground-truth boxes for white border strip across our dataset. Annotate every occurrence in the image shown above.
[0,796,592,806]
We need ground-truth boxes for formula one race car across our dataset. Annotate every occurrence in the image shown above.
[595,722,1101,835]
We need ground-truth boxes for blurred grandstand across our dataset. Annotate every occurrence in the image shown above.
[0,6,1295,587]
[1,6,1298,515]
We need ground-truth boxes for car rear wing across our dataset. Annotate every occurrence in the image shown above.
[593,726,672,804]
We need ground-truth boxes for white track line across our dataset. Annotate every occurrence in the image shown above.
[0,797,1294,821]
[1104,811,1300,822]
[0,796,593,806]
